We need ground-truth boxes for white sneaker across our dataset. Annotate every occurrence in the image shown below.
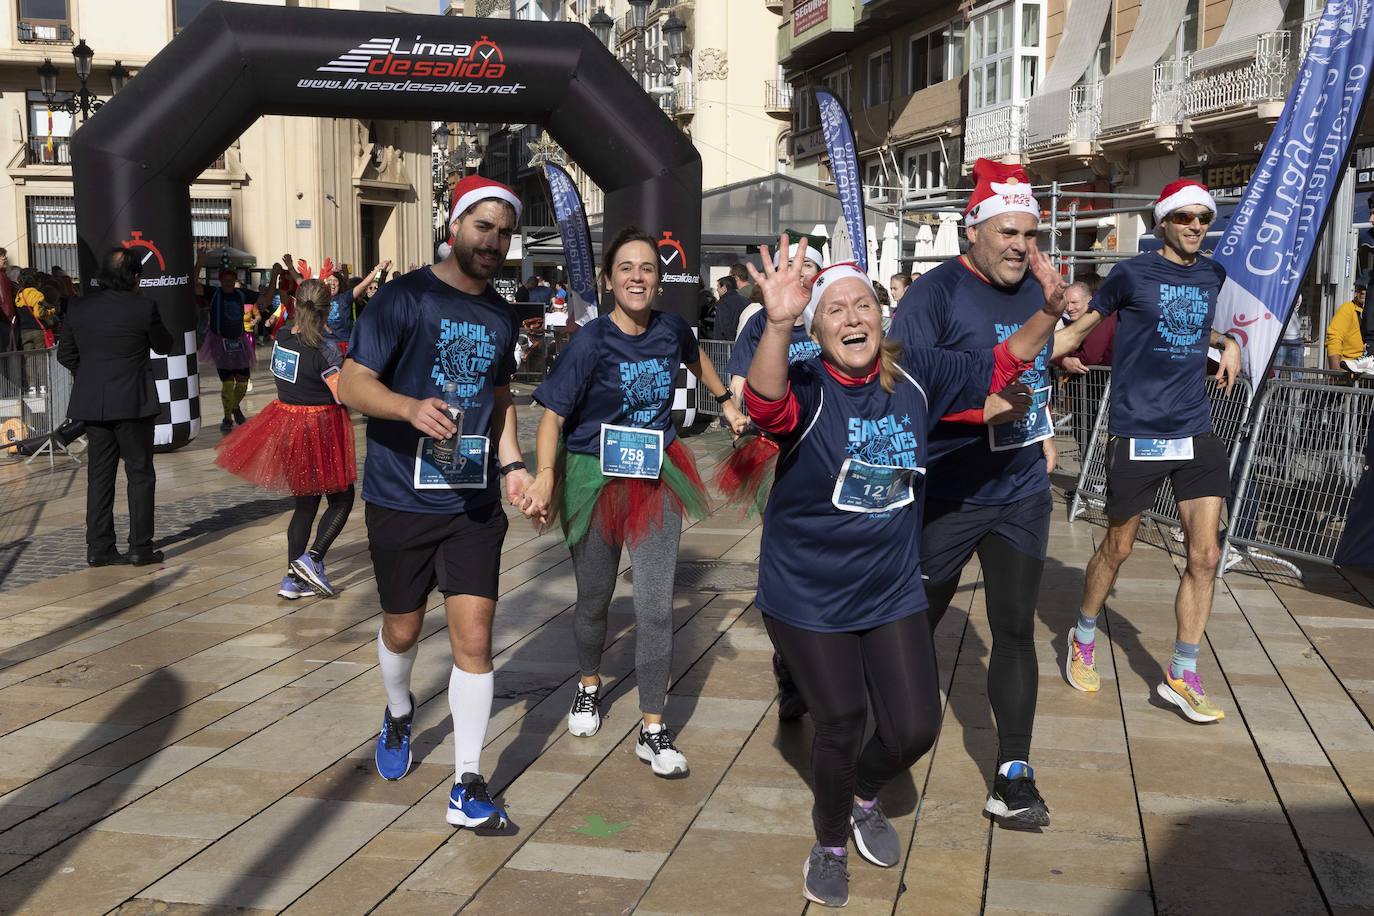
[567,682,601,737]
[635,723,688,778]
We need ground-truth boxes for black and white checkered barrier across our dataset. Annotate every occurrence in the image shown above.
[152,329,201,450]
[671,326,698,429]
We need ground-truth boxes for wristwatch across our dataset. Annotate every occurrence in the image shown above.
[715,389,734,404]
[498,460,527,477]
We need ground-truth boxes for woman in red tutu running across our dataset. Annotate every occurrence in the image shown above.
[522,226,747,779]
[215,278,357,600]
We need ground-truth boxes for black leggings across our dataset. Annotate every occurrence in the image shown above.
[287,486,355,563]
[924,534,1042,766]
[764,613,942,847]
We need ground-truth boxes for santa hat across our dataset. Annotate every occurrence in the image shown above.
[803,262,874,332]
[773,241,827,271]
[449,175,522,226]
[1153,179,1217,225]
[964,159,1040,226]
[437,236,454,261]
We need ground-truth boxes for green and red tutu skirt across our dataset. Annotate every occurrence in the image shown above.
[712,433,780,517]
[555,438,710,547]
[215,401,356,496]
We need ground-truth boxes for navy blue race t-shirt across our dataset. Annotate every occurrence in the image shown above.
[326,288,356,341]
[271,328,343,407]
[1091,252,1226,439]
[890,257,1052,506]
[756,347,992,633]
[726,310,822,378]
[533,310,699,455]
[347,266,517,514]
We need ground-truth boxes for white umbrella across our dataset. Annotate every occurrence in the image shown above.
[933,212,961,263]
[831,217,854,266]
[879,222,900,286]
[912,224,935,275]
[865,224,881,283]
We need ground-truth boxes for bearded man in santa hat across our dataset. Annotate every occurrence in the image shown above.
[337,175,535,832]
[890,158,1063,829]
[1053,177,1242,726]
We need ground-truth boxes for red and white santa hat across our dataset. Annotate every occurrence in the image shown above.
[1153,178,1217,225]
[964,158,1040,226]
[448,175,522,226]
[803,262,875,332]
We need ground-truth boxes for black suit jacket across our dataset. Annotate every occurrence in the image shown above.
[58,289,173,421]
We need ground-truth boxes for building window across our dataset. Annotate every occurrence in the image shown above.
[864,159,887,201]
[174,0,214,30]
[909,20,967,94]
[902,141,950,197]
[794,84,816,130]
[26,90,72,165]
[191,198,231,250]
[865,49,892,107]
[1169,0,1200,61]
[820,67,850,108]
[969,1,1043,112]
[19,0,67,22]
[25,195,78,278]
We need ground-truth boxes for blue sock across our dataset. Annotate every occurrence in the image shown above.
[1170,640,1200,678]
[1075,612,1097,646]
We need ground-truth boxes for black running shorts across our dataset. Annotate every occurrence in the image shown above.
[1104,433,1230,520]
[920,489,1053,586]
[365,501,509,613]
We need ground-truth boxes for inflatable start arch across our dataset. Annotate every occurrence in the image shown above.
[71,1,702,448]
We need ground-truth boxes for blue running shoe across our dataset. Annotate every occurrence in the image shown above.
[290,553,336,597]
[374,695,413,781]
[446,772,508,829]
[277,574,315,600]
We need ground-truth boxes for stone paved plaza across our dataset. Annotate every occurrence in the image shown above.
[2,376,1374,915]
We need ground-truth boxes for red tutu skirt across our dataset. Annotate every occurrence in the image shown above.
[215,400,356,495]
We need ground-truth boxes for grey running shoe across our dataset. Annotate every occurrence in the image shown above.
[850,799,900,867]
[803,843,849,907]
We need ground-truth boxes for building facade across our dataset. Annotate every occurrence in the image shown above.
[4,0,436,283]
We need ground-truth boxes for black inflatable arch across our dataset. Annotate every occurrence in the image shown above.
[71,1,701,448]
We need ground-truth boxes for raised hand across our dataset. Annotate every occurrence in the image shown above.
[746,234,812,328]
[1028,242,1068,319]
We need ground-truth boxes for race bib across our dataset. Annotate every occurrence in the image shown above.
[413,435,489,489]
[831,459,922,514]
[989,386,1053,452]
[270,345,299,383]
[221,335,243,353]
[600,424,663,479]
[1129,437,1194,461]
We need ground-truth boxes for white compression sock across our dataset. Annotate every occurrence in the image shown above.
[377,628,418,718]
[449,665,495,780]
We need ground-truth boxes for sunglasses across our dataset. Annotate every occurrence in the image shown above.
[1167,210,1215,226]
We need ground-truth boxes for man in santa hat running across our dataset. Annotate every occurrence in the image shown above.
[1053,178,1241,724]
[339,176,535,831]
[890,158,1061,829]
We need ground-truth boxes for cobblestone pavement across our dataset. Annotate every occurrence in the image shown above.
[1,378,1374,915]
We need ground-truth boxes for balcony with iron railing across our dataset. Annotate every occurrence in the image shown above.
[764,0,783,10]
[657,81,695,116]
[765,80,793,117]
[1183,27,1295,123]
[18,21,72,44]
[1026,81,1102,154]
[1095,58,1187,142]
[962,102,1026,165]
[26,136,70,165]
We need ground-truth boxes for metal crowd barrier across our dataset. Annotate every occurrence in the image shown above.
[697,338,734,418]
[1053,366,1112,466]
[0,346,78,468]
[1224,378,1374,568]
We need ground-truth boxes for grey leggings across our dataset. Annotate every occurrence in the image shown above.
[571,494,681,715]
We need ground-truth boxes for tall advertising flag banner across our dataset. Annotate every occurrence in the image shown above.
[1213,0,1374,382]
[543,162,599,326]
[815,88,867,273]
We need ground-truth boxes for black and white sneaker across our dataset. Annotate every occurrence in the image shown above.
[803,843,849,907]
[567,681,601,737]
[984,762,1051,828]
[635,723,688,778]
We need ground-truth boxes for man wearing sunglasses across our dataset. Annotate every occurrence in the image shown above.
[1052,179,1241,725]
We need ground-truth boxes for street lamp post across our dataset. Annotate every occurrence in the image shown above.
[37,39,128,122]
[587,4,689,82]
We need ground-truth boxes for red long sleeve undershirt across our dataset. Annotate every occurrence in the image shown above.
[744,341,1030,436]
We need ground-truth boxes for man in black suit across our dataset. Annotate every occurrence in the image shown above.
[58,247,173,567]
